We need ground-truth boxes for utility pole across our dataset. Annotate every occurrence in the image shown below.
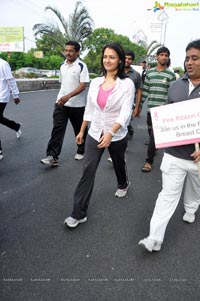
[158,10,169,45]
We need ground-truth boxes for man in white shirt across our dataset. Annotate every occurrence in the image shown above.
[0,57,22,158]
[41,41,90,167]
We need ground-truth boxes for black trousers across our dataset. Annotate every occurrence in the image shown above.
[146,112,156,164]
[0,103,20,131]
[71,134,129,219]
[46,104,87,158]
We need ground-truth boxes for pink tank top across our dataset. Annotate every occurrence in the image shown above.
[97,86,114,110]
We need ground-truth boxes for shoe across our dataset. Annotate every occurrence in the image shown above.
[142,162,152,172]
[183,212,195,223]
[138,237,162,252]
[40,155,58,167]
[74,153,84,160]
[107,157,113,164]
[16,124,22,139]
[64,216,87,228]
[144,139,150,145]
[0,150,3,160]
[115,182,130,198]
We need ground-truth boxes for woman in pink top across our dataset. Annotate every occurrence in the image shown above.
[64,42,135,228]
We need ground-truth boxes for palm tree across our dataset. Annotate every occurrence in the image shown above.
[146,40,162,64]
[33,1,94,54]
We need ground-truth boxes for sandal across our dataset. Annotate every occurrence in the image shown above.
[142,162,152,172]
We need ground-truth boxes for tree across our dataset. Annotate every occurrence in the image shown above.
[33,1,94,56]
[84,28,146,74]
[145,40,163,64]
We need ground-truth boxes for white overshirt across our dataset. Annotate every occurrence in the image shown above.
[84,76,135,142]
[56,58,89,107]
[0,58,19,103]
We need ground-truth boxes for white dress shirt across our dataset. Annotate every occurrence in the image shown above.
[84,76,135,142]
[0,58,19,103]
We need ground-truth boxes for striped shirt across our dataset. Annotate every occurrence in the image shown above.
[141,67,176,112]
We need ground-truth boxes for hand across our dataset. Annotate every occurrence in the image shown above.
[133,107,141,117]
[191,150,200,163]
[57,95,70,106]
[76,132,84,145]
[97,133,112,149]
[14,98,20,105]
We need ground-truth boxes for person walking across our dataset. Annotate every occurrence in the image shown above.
[64,42,135,228]
[0,57,22,144]
[139,59,147,85]
[41,40,89,167]
[138,39,200,252]
[140,47,176,172]
[107,49,142,164]
[124,50,142,139]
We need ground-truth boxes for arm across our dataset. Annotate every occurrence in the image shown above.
[57,82,87,106]
[97,122,122,149]
[133,88,142,117]
[76,120,89,145]
[191,144,200,163]
[139,74,149,110]
[5,62,20,104]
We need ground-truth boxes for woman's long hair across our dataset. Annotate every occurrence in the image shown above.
[101,42,127,79]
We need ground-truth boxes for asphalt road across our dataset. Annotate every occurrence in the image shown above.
[1,90,200,301]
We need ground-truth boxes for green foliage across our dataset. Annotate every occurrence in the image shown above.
[83,28,146,74]
[33,1,94,55]
[35,35,64,57]
[0,51,63,72]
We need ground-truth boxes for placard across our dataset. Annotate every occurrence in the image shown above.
[150,98,200,148]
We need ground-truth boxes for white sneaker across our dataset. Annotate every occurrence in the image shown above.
[183,212,195,223]
[74,153,84,160]
[41,155,59,167]
[16,124,22,139]
[138,237,162,252]
[115,182,130,198]
[64,216,87,228]
[0,150,3,160]
[107,157,113,164]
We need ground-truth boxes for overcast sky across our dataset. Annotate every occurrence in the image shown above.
[1,0,200,67]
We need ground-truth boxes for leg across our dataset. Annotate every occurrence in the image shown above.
[108,135,129,189]
[46,104,68,158]
[146,113,156,165]
[71,135,104,219]
[149,154,187,242]
[68,106,87,155]
[144,112,151,145]
[182,161,200,222]
[0,103,20,131]
[147,112,151,137]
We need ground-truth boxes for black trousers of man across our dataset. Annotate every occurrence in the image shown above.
[46,104,87,159]
[0,103,20,131]
[145,112,156,164]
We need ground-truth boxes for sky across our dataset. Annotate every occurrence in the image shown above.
[1,0,200,68]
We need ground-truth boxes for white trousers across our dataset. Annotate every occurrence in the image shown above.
[149,153,200,243]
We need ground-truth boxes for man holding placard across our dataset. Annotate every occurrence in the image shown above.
[138,39,200,252]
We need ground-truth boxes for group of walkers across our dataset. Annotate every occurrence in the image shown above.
[1,39,200,252]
